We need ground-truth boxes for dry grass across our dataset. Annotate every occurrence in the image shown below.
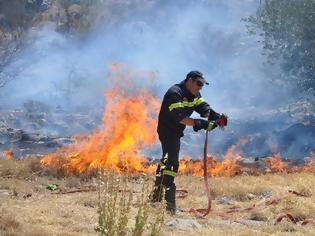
[0,157,41,179]
[0,158,315,235]
[0,208,49,236]
[175,173,315,235]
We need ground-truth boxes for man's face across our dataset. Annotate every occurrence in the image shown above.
[186,78,204,95]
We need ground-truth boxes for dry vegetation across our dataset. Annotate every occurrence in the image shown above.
[0,158,315,236]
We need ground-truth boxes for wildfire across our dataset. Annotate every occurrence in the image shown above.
[2,149,14,160]
[38,64,315,177]
[178,156,204,176]
[265,151,315,174]
[179,145,242,177]
[266,153,288,173]
[209,145,242,177]
[40,64,160,174]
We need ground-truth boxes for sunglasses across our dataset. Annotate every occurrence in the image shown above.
[195,80,204,87]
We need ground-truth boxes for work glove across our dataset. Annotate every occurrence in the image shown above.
[215,114,228,128]
[193,119,217,132]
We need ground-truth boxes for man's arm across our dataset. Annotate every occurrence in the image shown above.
[207,108,221,121]
[182,117,218,132]
[194,96,220,120]
[194,95,212,117]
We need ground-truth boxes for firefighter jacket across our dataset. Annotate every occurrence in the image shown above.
[157,80,218,138]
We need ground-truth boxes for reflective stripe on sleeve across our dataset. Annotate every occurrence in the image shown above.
[195,97,205,106]
[168,97,206,111]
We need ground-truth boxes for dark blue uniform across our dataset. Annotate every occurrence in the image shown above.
[158,81,211,137]
[152,80,219,211]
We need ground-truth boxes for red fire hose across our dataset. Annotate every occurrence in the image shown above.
[189,130,212,217]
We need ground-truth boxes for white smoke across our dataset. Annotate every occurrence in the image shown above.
[2,0,309,159]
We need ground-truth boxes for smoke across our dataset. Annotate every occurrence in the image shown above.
[1,0,283,111]
[1,0,312,159]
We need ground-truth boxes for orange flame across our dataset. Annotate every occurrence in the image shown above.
[178,156,204,176]
[209,145,242,177]
[266,153,288,173]
[2,149,14,160]
[38,64,315,177]
[40,64,160,174]
[179,145,242,177]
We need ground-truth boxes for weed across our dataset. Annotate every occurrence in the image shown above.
[96,172,164,236]
[96,172,120,236]
[149,201,164,236]
[132,180,149,236]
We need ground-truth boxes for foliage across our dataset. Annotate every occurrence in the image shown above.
[246,0,315,95]
[132,181,150,236]
[96,173,164,236]
[0,0,42,89]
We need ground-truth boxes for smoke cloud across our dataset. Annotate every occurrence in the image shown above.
[1,0,312,160]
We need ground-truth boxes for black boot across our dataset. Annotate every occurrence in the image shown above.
[163,174,176,215]
[165,184,176,214]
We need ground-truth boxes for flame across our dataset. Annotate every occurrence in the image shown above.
[178,147,315,177]
[179,145,242,177]
[265,151,315,174]
[40,64,160,174]
[38,64,315,177]
[209,145,242,177]
[2,149,14,160]
[178,156,204,176]
[266,153,288,173]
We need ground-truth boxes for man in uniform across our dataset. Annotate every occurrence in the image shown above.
[151,70,227,214]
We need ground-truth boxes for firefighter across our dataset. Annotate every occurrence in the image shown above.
[150,70,227,214]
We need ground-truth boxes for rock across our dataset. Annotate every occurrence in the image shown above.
[166,219,202,229]
[215,196,235,205]
[0,189,10,196]
[206,219,265,226]
[260,191,272,199]
[246,193,256,200]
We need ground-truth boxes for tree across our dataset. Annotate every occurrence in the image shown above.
[246,0,315,96]
[0,0,40,89]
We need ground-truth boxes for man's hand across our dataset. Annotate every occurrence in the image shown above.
[193,119,217,132]
[215,114,228,128]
